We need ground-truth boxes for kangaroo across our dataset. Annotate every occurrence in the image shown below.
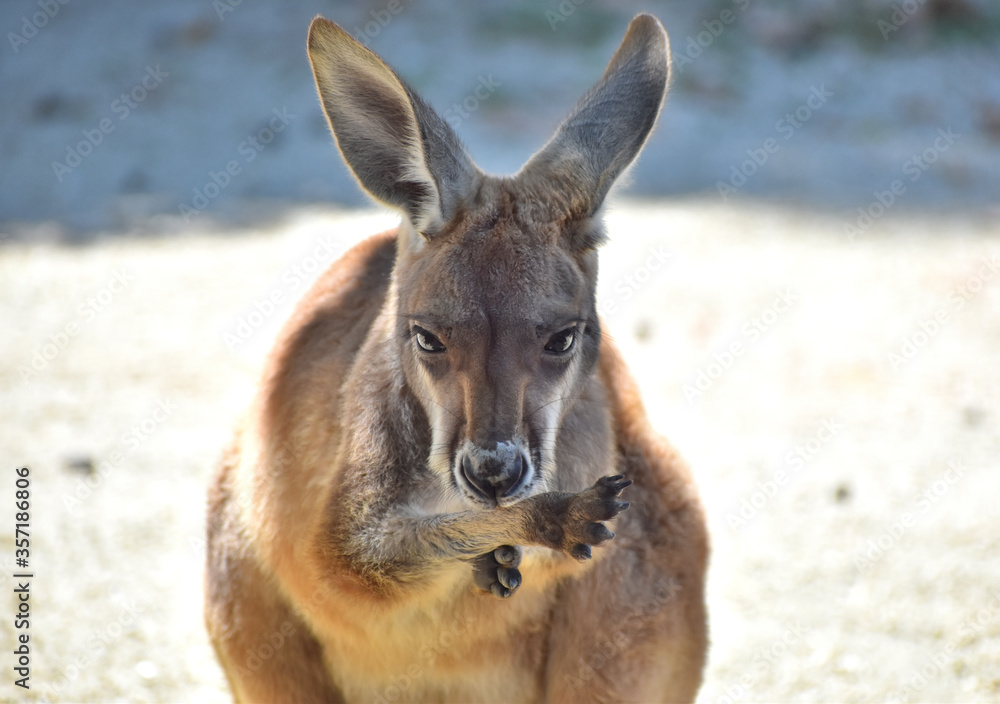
[205,13,708,703]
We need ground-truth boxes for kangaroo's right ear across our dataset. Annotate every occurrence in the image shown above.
[307,17,479,237]
[518,13,669,234]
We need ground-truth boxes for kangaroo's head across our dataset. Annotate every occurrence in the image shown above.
[308,15,669,508]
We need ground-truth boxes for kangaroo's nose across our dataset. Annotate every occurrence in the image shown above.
[459,442,526,503]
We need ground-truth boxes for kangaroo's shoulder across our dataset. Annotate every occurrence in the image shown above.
[296,228,397,328]
[271,228,396,356]
[598,334,706,537]
[259,229,398,429]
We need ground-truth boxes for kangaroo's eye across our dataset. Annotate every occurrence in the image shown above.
[414,327,446,353]
[544,327,577,355]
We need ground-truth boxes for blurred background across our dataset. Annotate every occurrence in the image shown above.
[1,1,999,702]
[3,0,1000,236]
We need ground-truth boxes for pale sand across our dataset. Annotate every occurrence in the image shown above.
[1,201,997,702]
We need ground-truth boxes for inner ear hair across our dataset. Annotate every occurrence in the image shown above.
[307,17,479,237]
[517,14,670,234]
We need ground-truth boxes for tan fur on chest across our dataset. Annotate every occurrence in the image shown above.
[323,566,557,702]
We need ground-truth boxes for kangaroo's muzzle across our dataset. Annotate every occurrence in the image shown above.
[456,440,531,506]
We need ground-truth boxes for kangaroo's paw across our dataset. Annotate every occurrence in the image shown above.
[472,544,522,599]
[535,475,632,561]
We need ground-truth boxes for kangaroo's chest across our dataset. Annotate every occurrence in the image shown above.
[320,563,556,703]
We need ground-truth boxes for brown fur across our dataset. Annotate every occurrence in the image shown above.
[206,14,708,703]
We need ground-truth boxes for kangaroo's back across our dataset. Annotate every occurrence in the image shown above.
[206,13,708,704]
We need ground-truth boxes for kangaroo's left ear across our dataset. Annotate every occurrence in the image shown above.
[517,14,669,236]
[307,17,480,238]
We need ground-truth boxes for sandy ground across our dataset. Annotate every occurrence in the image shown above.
[1,200,998,702]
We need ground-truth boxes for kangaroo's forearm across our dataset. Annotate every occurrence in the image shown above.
[357,504,539,572]
[326,477,627,590]
[336,493,575,582]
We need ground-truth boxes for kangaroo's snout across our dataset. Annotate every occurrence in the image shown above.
[457,440,530,505]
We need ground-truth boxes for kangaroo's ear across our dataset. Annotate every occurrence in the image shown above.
[307,17,479,237]
[519,13,669,227]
